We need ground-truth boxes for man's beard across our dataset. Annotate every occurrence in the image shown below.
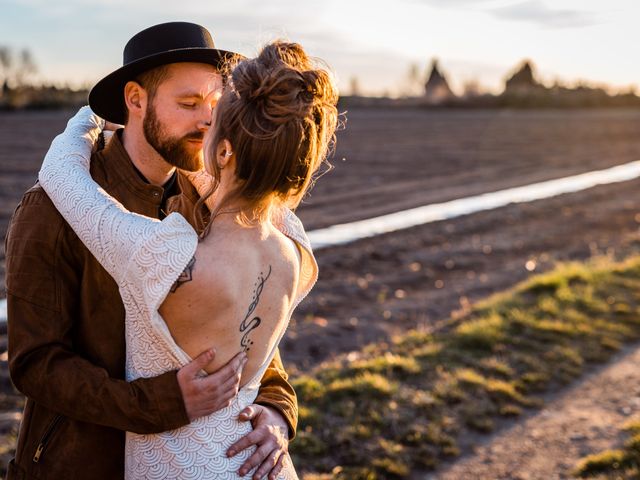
[143,103,204,172]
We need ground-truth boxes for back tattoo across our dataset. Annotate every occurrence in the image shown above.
[240,266,272,352]
[170,256,196,293]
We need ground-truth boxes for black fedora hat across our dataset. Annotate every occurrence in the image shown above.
[89,22,239,124]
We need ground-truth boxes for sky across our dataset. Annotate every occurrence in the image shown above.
[0,0,637,96]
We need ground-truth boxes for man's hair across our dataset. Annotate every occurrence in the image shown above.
[122,64,172,124]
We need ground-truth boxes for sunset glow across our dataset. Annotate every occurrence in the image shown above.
[0,0,637,96]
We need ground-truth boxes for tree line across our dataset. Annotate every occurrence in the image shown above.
[0,46,87,110]
[0,46,38,89]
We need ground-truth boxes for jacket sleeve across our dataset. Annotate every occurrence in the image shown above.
[254,350,298,439]
[5,190,190,434]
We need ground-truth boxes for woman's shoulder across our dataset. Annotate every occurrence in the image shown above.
[207,224,299,286]
[263,224,301,270]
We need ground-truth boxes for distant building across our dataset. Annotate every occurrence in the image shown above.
[424,58,455,104]
[504,60,544,95]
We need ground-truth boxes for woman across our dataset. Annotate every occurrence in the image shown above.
[38,41,338,479]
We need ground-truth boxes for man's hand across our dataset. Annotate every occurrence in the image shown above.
[177,349,247,421]
[227,404,290,480]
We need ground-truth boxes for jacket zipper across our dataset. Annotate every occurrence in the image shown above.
[33,414,63,463]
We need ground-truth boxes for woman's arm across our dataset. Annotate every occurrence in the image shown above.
[38,106,194,287]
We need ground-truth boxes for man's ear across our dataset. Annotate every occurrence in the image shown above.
[216,139,234,169]
[123,81,147,120]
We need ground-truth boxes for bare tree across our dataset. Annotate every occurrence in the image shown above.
[349,76,361,96]
[401,62,424,97]
[0,47,12,86]
[462,79,481,98]
[408,63,421,92]
[15,48,37,86]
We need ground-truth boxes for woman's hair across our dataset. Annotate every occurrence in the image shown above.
[195,40,339,235]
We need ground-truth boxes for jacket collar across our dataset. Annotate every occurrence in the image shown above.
[95,129,205,226]
[98,129,166,205]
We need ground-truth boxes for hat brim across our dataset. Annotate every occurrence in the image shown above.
[89,48,241,125]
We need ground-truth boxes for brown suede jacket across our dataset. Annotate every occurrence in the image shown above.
[4,132,297,479]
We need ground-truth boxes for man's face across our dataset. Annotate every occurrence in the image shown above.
[143,62,223,172]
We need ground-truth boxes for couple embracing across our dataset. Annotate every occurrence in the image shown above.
[5,21,338,479]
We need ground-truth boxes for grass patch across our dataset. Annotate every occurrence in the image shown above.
[350,353,421,376]
[293,256,640,478]
[573,417,640,478]
[453,312,505,351]
[327,372,397,398]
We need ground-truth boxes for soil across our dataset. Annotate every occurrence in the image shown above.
[1,107,640,477]
[286,177,640,371]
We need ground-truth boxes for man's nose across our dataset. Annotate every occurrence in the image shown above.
[196,104,213,131]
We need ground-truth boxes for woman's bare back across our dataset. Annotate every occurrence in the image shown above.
[159,219,301,385]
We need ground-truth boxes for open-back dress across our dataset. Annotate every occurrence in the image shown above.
[38,107,317,479]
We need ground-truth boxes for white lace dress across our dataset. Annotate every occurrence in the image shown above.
[38,107,317,479]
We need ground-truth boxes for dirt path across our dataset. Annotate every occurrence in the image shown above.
[425,343,640,479]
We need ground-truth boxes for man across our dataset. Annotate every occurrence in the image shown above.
[5,22,296,479]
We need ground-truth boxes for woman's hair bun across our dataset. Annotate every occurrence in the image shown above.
[201,39,339,229]
[230,41,337,127]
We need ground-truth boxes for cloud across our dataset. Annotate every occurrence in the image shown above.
[405,0,498,8]
[6,0,311,18]
[408,0,489,5]
[490,1,599,28]
[405,0,599,28]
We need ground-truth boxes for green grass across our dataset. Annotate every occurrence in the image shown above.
[573,418,640,478]
[291,256,640,479]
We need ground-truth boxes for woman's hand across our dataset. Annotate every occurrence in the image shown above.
[97,120,122,152]
[104,120,121,131]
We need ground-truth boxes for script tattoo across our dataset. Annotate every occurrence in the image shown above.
[240,265,272,352]
[170,256,196,293]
